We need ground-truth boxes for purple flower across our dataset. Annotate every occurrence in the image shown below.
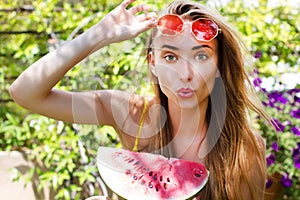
[286,88,300,104]
[272,118,285,132]
[291,126,300,136]
[281,173,292,187]
[268,91,287,105]
[266,154,276,167]
[291,109,300,119]
[267,101,275,108]
[253,77,262,87]
[294,157,300,169]
[287,88,300,95]
[292,143,300,169]
[292,143,300,158]
[262,101,268,107]
[294,95,300,104]
[254,51,262,59]
[253,69,260,75]
[286,120,292,126]
[271,141,279,152]
[265,178,273,189]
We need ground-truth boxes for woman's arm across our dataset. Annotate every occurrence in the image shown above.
[9,0,156,124]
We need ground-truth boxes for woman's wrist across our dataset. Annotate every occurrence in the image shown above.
[82,20,116,53]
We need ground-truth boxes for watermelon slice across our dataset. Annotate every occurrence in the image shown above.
[97,147,209,200]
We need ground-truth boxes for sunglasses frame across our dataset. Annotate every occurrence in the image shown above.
[156,14,221,42]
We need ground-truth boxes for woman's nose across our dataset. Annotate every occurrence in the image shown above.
[179,60,193,82]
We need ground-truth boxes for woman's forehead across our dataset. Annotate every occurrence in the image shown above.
[151,31,218,52]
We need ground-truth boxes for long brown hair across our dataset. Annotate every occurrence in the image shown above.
[145,0,269,199]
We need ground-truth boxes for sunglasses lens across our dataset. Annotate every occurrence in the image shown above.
[192,19,219,41]
[157,15,183,35]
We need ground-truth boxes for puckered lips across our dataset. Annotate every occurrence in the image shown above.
[176,87,194,98]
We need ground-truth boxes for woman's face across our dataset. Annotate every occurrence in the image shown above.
[149,22,220,109]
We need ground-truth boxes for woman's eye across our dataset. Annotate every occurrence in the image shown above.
[195,54,208,61]
[164,54,177,62]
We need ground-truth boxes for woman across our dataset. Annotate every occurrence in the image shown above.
[9,0,269,199]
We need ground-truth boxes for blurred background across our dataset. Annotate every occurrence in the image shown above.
[0,0,299,199]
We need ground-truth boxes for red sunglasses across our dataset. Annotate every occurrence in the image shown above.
[156,14,221,42]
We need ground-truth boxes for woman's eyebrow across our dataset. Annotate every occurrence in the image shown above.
[192,45,213,50]
[161,45,179,50]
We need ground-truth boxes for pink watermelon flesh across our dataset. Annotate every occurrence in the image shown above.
[97,147,209,200]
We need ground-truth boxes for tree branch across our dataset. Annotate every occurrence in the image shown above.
[0,5,100,13]
[0,30,64,35]
[0,99,14,103]
[0,5,35,12]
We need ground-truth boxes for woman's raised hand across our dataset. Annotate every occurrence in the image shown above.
[100,0,157,43]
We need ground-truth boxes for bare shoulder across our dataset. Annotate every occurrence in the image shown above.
[95,91,159,149]
[93,90,142,126]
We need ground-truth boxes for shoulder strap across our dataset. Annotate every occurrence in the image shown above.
[132,98,148,151]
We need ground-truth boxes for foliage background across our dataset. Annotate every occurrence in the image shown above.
[0,0,299,199]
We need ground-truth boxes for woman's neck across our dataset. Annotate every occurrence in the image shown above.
[167,99,209,161]
[168,99,208,137]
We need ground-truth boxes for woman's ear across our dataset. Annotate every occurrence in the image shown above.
[148,52,157,76]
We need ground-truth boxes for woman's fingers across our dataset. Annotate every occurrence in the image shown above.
[104,0,156,41]
[121,0,136,9]
[128,4,150,15]
[136,12,157,22]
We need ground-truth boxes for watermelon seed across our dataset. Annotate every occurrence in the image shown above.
[167,177,170,182]
[124,157,130,161]
[193,168,204,177]
[160,176,163,181]
[149,182,153,188]
[134,161,140,165]
[141,180,145,185]
[125,169,131,175]
[129,158,134,163]
[155,183,161,192]
[163,183,167,190]
[153,174,157,180]
[149,171,153,176]
[133,175,138,180]
[135,166,143,172]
